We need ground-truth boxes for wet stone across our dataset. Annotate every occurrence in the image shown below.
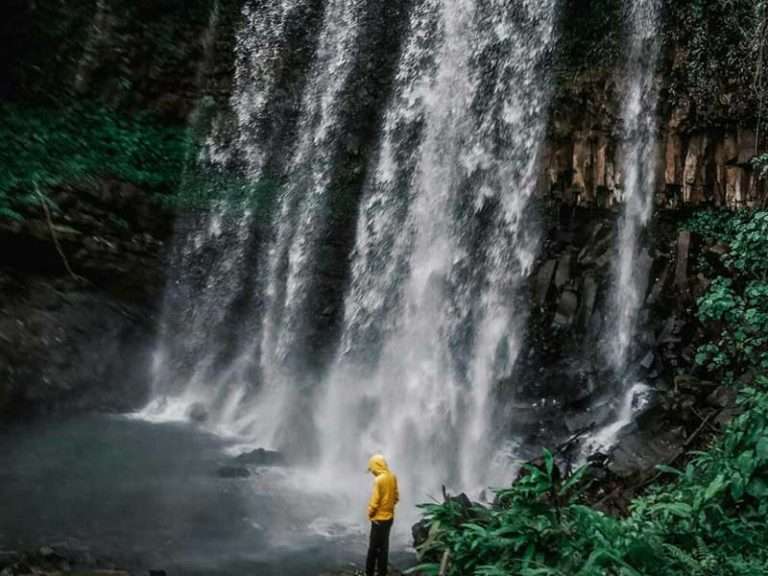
[217,465,251,479]
[535,259,557,307]
[234,448,285,467]
[187,402,209,423]
[553,290,579,328]
[554,253,571,289]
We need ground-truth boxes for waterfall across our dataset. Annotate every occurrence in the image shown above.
[611,0,662,372]
[141,0,322,431]
[587,0,662,452]
[144,0,558,505]
[253,0,366,453]
[317,0,558,497]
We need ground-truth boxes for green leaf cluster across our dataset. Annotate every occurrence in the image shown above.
[688,211,768,376]
[0,103,187,219]
[754,154,768,181]
[666,0,767,126]
[413,380,768,575]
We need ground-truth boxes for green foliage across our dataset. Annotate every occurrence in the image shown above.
[415,379,768,575]
[0,102,283,221]
[414,209,768,575]
[0,103,187,218]
[555,0,624,73]
[687,211,768,375]
[666,0,767,125]
[753,154,768,181]
[685,210,745,244]
[695,278,768,373]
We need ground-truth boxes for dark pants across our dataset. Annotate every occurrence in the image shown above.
[366,519,393,576]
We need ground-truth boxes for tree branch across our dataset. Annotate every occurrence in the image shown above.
[34,184,84,283]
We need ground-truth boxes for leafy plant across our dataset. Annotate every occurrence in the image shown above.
[0,103,188,219]
[414,379,768,575]
[689,211,768,375]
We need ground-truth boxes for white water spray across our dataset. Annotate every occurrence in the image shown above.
[610,0,662,371]
[589,0,662,452]
[316,0,558,504]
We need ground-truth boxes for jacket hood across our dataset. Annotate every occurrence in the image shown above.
[367,454,389,476]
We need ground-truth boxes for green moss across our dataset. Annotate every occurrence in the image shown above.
[0,103,187,218]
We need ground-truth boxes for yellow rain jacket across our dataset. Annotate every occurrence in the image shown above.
[367,454,399,521]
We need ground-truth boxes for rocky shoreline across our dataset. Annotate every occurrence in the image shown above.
[0,547,405,576]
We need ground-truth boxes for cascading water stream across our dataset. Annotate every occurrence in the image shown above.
[141,0,316,429]
[144,0,368,451]
[255,0,365,452]
[316,0,558,503]
[611,0,662,371]
[589,0,662,451]
[138,0,611,517]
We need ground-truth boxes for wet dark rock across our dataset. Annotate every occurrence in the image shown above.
[690,273,712,301]
[412,491,474,549]
[553,290,579,328]
[658,317,683,344]
[187,402,209,424]
[534,259,557,307]
[715,407,743,428]
[639,351,655,370]
[564,399,613,434]
[411,519,430,549]
[674,230,691,296]
[608,425,685,479]
[706,242,729,257]
[674,374,719,397]
[217,465,251,479]
[554,253,571,289]
[577,275,598,331]
[0,274,157,418]
[0,179,171,419]
[645,260,671,306]
[706,386,738,409]
[234,447,286,467]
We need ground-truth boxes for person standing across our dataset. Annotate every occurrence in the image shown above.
[366,454,399,576]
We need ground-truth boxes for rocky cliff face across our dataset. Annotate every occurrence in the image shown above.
[0,0,241,420]
[0,180,173,419]
[0,0,765,422]
[545,77,765,210]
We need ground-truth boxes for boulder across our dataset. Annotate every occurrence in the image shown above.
[608,425,685,479]
[217,465,251,479]
[639,351,655,370]
[645,260,670,306]
[234,448,286,467]
[187,402,209,424]
[553,290,579,328]
[706,386,738,410]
